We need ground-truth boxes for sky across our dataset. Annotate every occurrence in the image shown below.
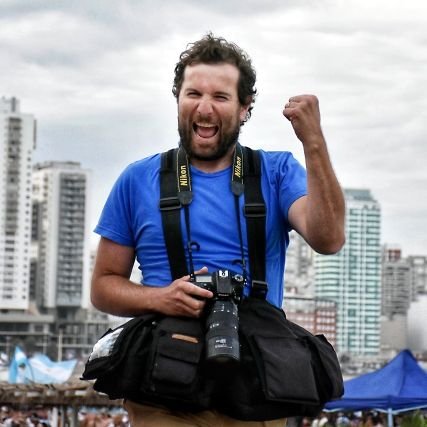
[1,0,426,256]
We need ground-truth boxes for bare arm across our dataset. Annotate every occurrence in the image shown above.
[283,95,345,254]
[91,237,213,318]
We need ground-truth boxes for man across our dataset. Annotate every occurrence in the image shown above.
[91,33,345,426]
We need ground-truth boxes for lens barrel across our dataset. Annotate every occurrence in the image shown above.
[205,299,240,363]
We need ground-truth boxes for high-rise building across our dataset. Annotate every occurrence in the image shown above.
[284,232,337,348]
[380,245,410,351]
[284,296,338,349]
[381,245,411,317]
[0,97,36,310]
[408,255,427,297]
[31,161,92,318]
[0,97,108,358]
[285,231,314,297]
[315,189,382,355]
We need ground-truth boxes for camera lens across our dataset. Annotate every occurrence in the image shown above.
[205,300,240,363]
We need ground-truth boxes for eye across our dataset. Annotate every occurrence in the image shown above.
[215,95,229,101]
[186,90,200,98]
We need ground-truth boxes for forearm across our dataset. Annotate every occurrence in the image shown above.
[303,135,345,254]
[91,268,213,318]
[91,274,162,317]
[284,95,345,254]
[91,238,211,318]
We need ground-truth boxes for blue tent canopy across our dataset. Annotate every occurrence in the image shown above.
[325,349,427,413]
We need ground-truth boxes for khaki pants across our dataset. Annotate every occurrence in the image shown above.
[124,401,286,427]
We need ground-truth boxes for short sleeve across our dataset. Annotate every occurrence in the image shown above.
[94,165,135,247]
[277,153,307,219]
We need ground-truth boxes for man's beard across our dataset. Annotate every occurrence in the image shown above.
[178,121,241,161]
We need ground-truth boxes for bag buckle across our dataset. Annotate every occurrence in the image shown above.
[250,280,268,299]
[159,196,181,211]
[244,203,266,218]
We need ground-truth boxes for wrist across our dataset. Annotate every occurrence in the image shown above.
[302,135,327,155]
[139,283,161,313]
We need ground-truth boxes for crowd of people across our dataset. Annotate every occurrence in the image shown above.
[295,410,427,427]
[1,406,50,427]
[3,406,427,427]
[0,406,129,427]
[77,410,128,427]
[301,411,386,427]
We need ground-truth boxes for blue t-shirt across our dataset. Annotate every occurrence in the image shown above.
[95,149,307,308]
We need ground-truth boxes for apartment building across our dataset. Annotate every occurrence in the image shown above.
[315,189,382,355]
[0,97,36,310]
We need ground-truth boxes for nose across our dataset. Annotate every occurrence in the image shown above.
[196,98,214,117]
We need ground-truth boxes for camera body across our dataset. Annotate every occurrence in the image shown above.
[192,269,245,363]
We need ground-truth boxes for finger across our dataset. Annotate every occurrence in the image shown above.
[284,99,300,114]
[187,282,213,299]
[182,292,206,310]
[283,106,293,122]
[194,266,208,275]
[180,293,209,318]
[174,300,204,318]
[289,95,309,103]
[180,266,208,282]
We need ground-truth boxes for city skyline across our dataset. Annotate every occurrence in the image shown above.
[0,98,109,356]
[1,1,426,255]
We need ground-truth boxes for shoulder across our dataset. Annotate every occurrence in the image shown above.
[105,154,162,201]
[115,153,162,185]
[255,149,306,178]
[122,153,161,176]
[257,149,302,163]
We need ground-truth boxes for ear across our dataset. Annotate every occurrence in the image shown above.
[239,98,252,123]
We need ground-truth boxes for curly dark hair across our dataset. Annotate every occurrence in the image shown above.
[172,33,257,124]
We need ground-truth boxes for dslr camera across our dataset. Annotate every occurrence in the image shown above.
[192,269,244,363]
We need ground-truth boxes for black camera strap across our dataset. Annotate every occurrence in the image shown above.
[159,148,188,279]
[241,146,268,298]
[159,144,268,298]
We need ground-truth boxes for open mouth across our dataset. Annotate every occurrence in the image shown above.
[193,123,219,139]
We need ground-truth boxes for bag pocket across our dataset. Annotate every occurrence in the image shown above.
[303,334,344,401]
[249,335,320,404]
[147,317,204,396]
[82,315,157,399]
[82,327,123,379]
[114,321,155,393]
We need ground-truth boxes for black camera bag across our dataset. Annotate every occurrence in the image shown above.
[82,297,343,420]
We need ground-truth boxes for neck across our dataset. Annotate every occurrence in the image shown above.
[190,146,235,173]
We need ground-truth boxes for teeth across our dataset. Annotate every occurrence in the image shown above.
[195,123,216,127]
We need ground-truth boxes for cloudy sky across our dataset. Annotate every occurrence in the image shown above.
[2,0,426,255]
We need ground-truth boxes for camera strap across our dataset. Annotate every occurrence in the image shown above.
[159,144,268,298]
